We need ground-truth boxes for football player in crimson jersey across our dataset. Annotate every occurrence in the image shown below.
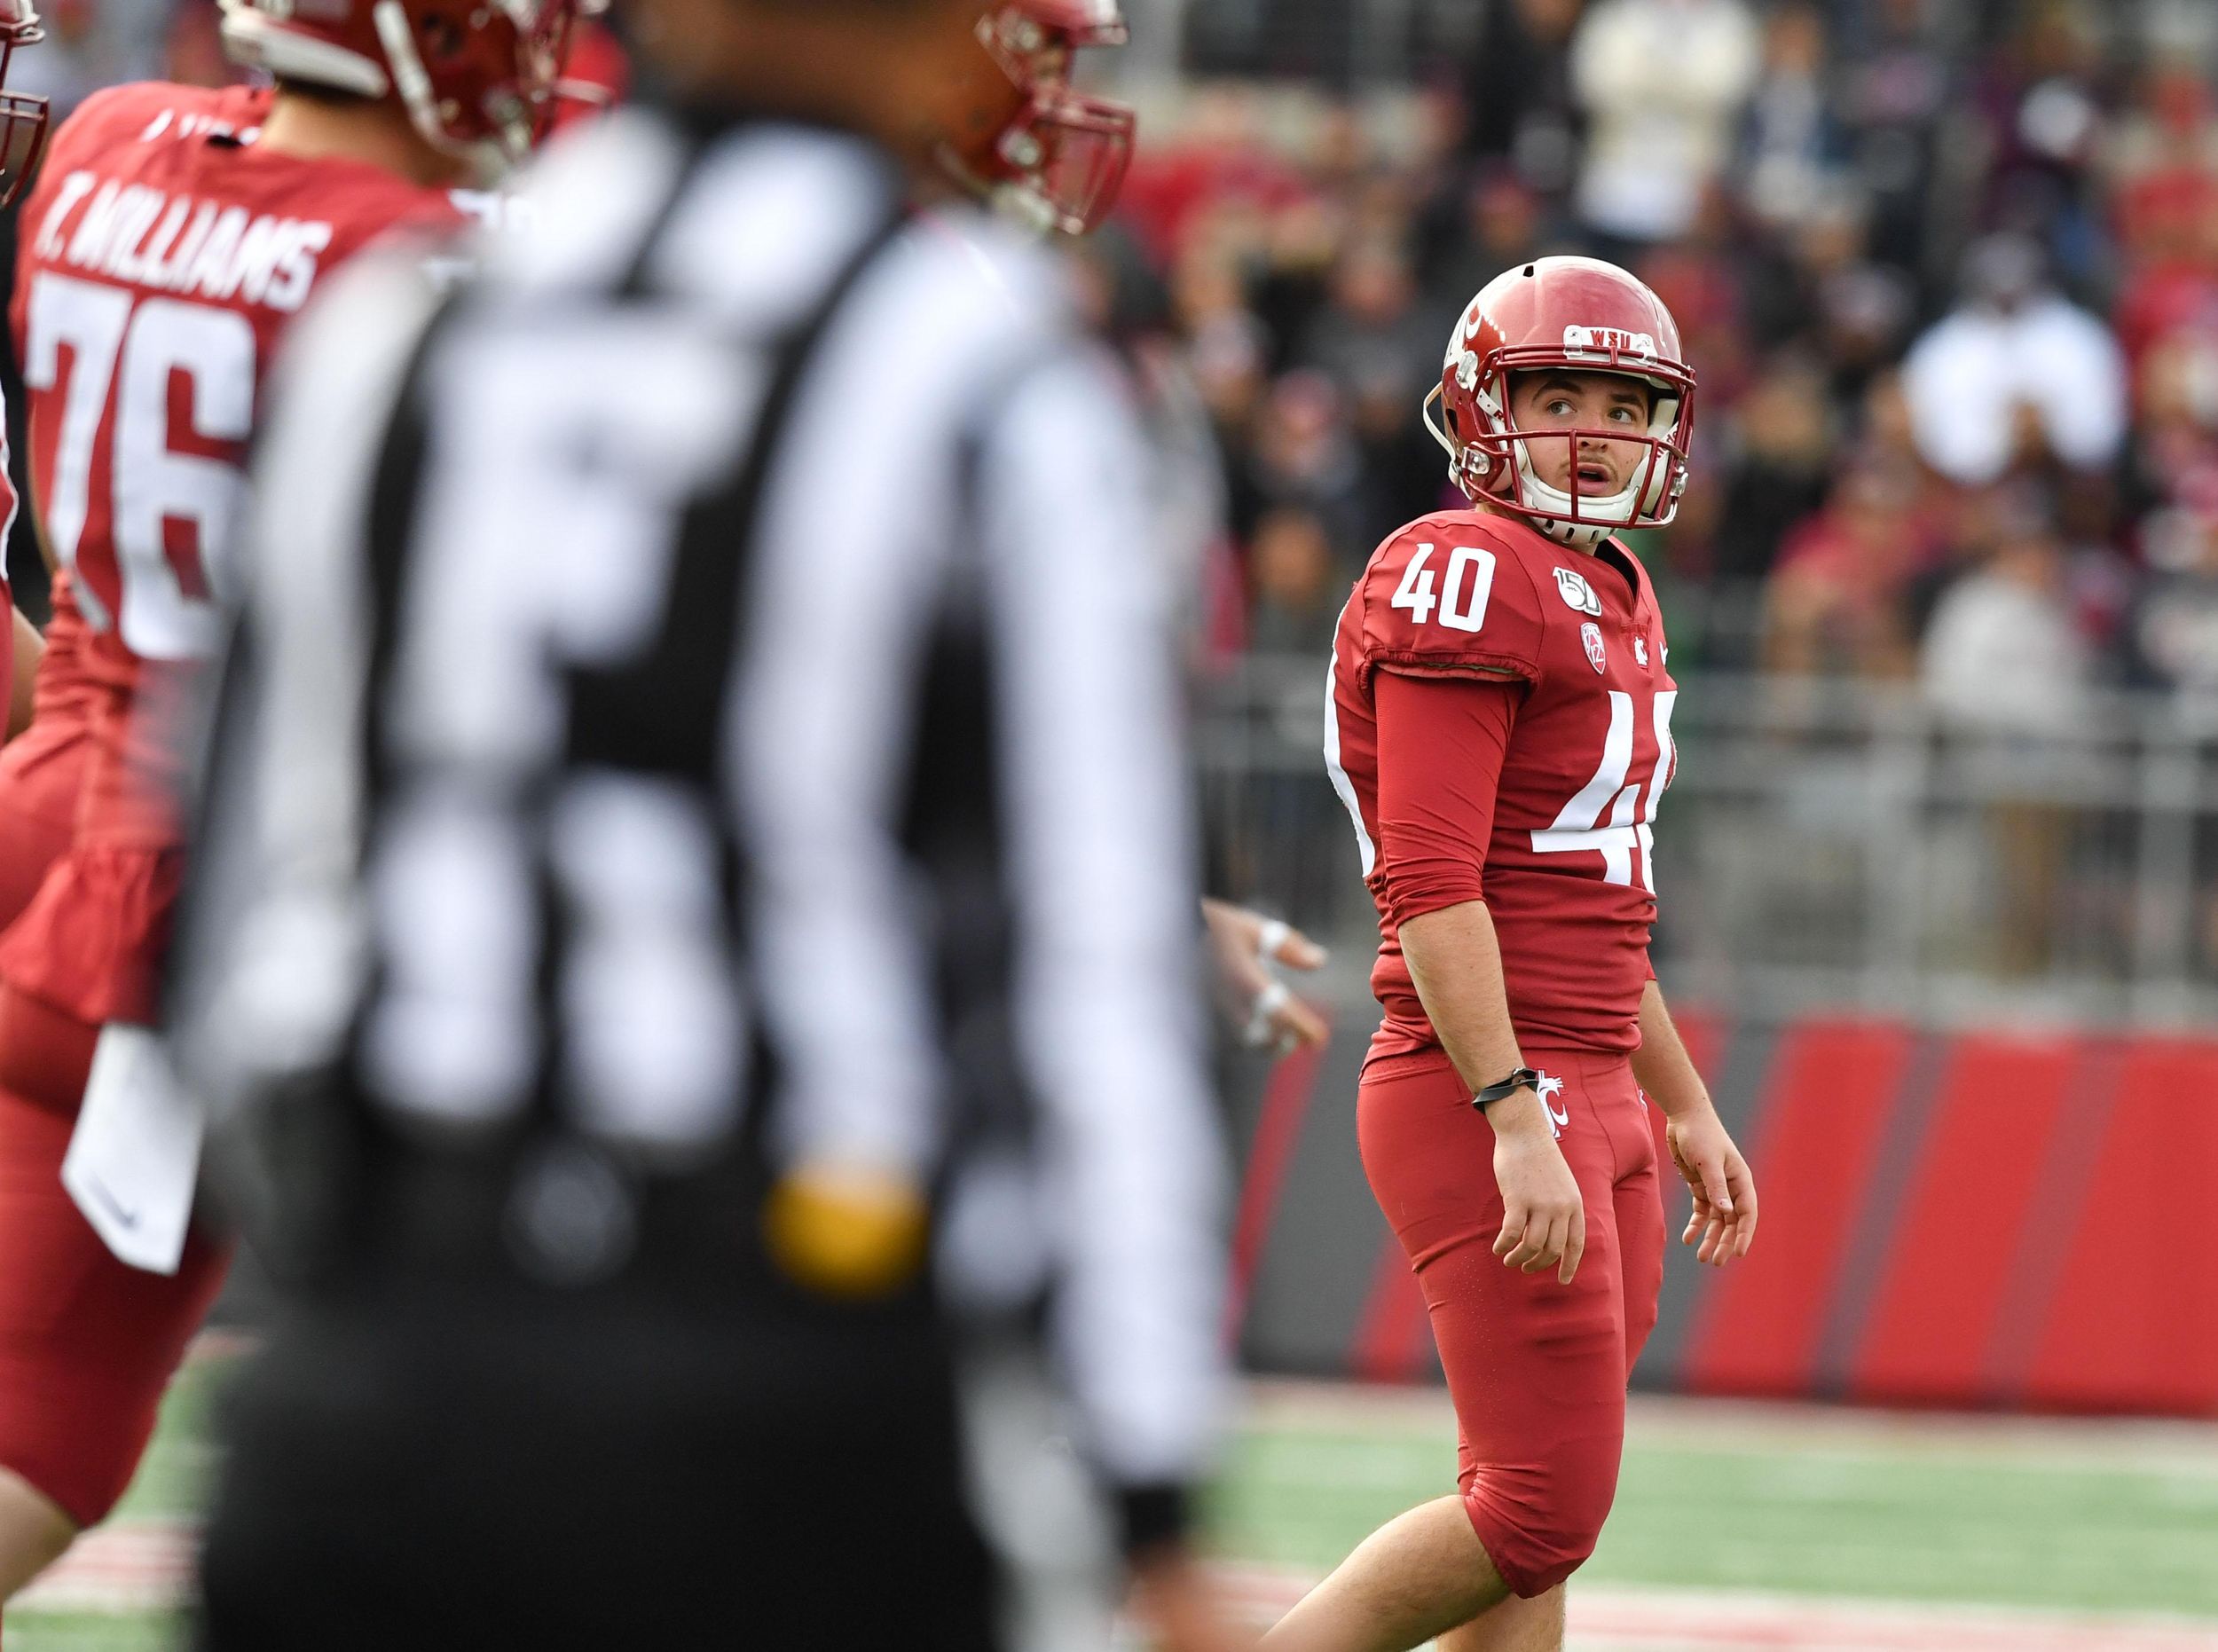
[1267,258,1760,1652]
[0,0,588,1604]
[0,0,50,743]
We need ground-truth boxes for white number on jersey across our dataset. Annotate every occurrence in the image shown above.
[367,319,759,1152]
[1390,542,1436,625]
[1438,545,1495,633]
[23,271,254,660]
[1389,541,1495,634]
[1530,689,1677,891]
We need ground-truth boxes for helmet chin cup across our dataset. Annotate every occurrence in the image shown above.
[1543,520,1612,550]
[1423,378,1677,547]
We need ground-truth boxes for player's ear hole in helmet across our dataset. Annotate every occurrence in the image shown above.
[1425,256,1697,553]
[0,0,49,210]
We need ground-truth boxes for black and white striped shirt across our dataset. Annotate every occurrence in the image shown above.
[177,105,1225,1536]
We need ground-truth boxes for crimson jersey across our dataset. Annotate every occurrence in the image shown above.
[0,82,473,1026]
[1327,509,1678,1057]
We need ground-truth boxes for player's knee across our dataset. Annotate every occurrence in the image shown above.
[1462,1448,1620,1599]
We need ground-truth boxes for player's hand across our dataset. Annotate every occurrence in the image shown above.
[1664,1101,1758,1265]
[1126,1545,1256,1652]
[1200,899,1329,1051]
[1488,1092,1585,1284]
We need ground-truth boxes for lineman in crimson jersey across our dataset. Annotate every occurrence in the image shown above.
[0,0,50,744]
[0,0,583,1604]
[1269,257,1761,1652]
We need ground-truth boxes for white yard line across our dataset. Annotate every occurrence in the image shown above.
[1242,1380,2218,1477]
[28,1524,2218,1652]
[1212,1564,2218,1650]
[14,1522,193,1614]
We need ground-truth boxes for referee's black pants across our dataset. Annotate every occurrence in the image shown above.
[194,1288,1000,1651]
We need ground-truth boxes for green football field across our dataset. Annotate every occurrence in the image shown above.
[10,1352,2218,1649]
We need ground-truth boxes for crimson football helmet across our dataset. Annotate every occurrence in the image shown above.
[0,0,47,210]
[1426,256,1697,550]
[946,0,1137,237]
[217,0,592,165]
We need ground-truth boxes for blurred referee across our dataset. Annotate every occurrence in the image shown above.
[169,3,1239,1648]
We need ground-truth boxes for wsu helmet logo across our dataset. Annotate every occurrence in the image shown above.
[1563,324,1656,361]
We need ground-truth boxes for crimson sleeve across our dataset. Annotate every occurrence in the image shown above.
[1372,666,1522,929]
[1357,520,1551,685]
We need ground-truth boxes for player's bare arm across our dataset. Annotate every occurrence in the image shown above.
[1401,901,1585,1286]
[1632,979,1758,1265]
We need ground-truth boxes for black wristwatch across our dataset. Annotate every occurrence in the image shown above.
[1473,1067,1543,1110]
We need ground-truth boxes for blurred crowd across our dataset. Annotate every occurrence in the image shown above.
[1081,0,2218,749]
[4,0,2214,981]
[19,0,2218,746]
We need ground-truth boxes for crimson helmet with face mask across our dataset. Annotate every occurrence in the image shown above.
[0,0,46,209]
[1426,256,1697,551]
[944,0,1135,237]
[217,0,595,169]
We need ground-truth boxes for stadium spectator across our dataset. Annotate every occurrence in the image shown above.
[1295,238,1433,424]
[1459,0,1585,208]
[1737,3,1848,235]
[1900,232,2128,486]
[1240,371,1376,564]
[1921,505,2096,974]
[1923,508,2096,736]
[1247,507,1343,657]
[1569,0,1759,255]
[2125,479,2218,728]
[1834,0,1955,279]
[1761,461,1935,680]
[1711,350,1835,592]
[1971,0,2110,287]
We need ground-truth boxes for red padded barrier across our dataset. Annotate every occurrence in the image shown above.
[1644,1005,1729,1192]
[1846,1033,2078,1406]
[1678,1019,1915,1396]
[1668,1007,1728,1088]
[1350,1227,1432,1383]
[1226,1027,1333,1345]
[2022,1037,2218,1416]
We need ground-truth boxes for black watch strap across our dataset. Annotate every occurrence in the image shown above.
[1473,1067,1543,1109]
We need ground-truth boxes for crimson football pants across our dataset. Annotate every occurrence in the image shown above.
[1357,1044,1664,1599]
[0,984,230,1527]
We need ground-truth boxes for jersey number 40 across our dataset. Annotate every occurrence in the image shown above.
[1389,542,1494,633]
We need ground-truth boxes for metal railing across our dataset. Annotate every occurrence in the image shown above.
[1199,657,2218,1028]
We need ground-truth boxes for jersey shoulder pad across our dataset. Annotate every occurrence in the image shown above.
[1356,513,1551,684]
[39,83,163,171]
[48,81,251,165]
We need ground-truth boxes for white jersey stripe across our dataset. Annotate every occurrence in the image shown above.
[1323,649,1376,878]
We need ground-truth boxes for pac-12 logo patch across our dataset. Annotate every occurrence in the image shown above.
[1554,567,1602,617]
[1581,621,1607,673]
